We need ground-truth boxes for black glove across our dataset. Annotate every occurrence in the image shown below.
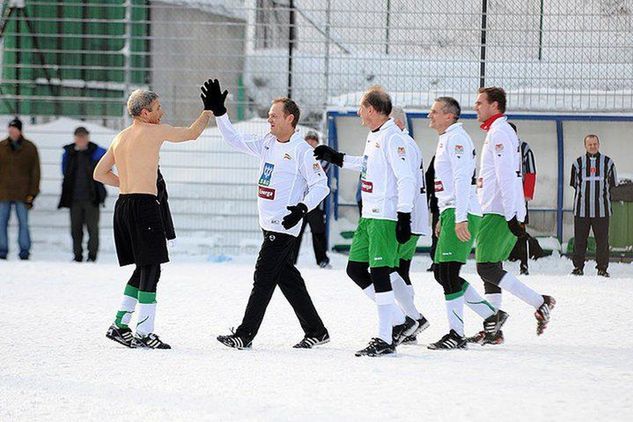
[200,78,228,116]
[396,212,412,244]
[282,203,308,230]
[314,145,344,167]
[24,195,34,210]
[507,216,527,239]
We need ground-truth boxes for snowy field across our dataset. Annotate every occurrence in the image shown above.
[1,250,633,421]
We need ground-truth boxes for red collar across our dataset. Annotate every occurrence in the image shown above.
[480,113,505,131]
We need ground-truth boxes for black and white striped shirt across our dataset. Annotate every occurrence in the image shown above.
[520,140,536,176]
[570,153,618,218]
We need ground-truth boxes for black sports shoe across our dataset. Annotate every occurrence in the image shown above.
[597,269,610,278]
[293,331,330,349]
[410,315,430,337]
[466,330,504,345]
[427,330,467,350]
[134,333,171,349]
[400,335,417,345]
[392,316,419,345]
[106,324,136,348]
[217,329,252,350]
[355,338,396,357]
[483,310,509,335]
[571,267,584,276]
[535,295,556,336]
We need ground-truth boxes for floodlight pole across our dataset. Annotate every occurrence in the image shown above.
[479,0,488,88]
[287,0,295,99]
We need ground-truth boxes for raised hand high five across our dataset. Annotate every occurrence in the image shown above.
[200,79,228,116]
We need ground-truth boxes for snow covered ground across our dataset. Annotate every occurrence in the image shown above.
[1,250,633,421]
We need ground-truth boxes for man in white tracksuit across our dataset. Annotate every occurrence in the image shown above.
[425,96,508,350]
[314,86,418,357]
[203,79,331,350]
[470,86,555,343]
[388,106,431,345]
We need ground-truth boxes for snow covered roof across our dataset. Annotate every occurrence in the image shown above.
[156,0,246,21]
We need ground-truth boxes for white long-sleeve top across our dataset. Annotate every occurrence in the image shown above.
[216,114,330,236]
[402,131,430,235]
[477,116,526,221]
[434,123,482,222]
[342,118,415,221]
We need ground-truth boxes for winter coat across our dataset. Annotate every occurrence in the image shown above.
[58,142,107,208]
[0,136,41,201]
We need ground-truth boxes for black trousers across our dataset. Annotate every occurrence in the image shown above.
[70,200,100,259]
[293,207,329,265]
[236,230,327,340]
[573,216,610,271]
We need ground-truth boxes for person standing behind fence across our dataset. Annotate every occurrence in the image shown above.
[570,134,618,277]
[292,131,331,269]
[0,117,40,260]
[58,127,107,262]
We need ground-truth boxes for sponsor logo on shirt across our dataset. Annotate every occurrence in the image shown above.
[283,153,292,160]
[434,180,444,192]
[455,144,464,154]
[374,142,380,148]
[361,180,373,193]
[258,186,276,200]
[258,162,274,186]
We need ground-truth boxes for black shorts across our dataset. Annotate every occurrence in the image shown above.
[113,194,169,267]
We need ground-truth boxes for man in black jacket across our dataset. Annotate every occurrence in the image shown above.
[58,127,107,262]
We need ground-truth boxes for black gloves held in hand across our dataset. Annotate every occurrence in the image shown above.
[282,203,308,230]
[200,78,228,116]
[507,216,527,239]
[313,145,344,167]
[396,212,412,244]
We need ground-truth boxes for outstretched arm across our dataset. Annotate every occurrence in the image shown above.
[160,111,213,143]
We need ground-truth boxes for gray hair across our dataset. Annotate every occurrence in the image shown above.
[127,89,159,117]
[390,106,406,123]
[435,96,461,122]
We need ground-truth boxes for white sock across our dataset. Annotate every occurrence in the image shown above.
[486,293,503,311]
[499,273,544,308]
[136,303,156,337]
[463,282,496,319]
[445,295,465,337]
[390,272,421,320]
[118,295,137,326]
[407,284,415,299]
[376,291,395,344]
[364,285,405,325]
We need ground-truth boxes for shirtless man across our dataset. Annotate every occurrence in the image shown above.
[95,86,213,349]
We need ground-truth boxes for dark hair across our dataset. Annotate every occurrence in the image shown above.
[74,126,90,136]
[272,97,301,128]
[584,134,600,145]
[8,117,22,131]
[435,97,461,121]
[362,85,392,116]
[478,86,507,113]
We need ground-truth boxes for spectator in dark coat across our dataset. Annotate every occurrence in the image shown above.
[58,127,107,262]
[0,117,40,260]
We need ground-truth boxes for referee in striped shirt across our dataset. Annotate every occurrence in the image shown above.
[570,134,618,277]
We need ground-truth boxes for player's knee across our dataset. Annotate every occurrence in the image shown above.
[346,261,372,289]
[477,262,505,286]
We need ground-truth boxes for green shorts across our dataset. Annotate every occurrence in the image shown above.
[475,214,516,263]
[398,235,420,261]
[349,218,399,268]
[434,208,481,264]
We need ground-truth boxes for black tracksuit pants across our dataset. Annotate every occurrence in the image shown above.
[293,207,329,265]
[236,230,327,340]
[573,216,610,271]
